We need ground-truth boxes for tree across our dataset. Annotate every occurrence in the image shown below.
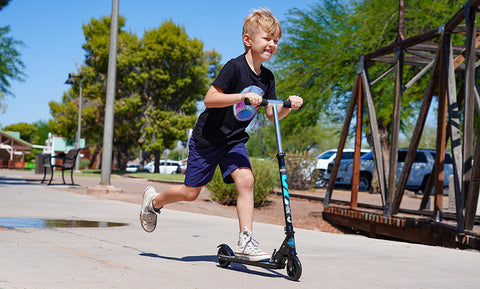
[0,0,10,10]
[4,122,38,144]
[81,15,146,168]
[0,9,25,112]
[136,20,211,171]
[3,121,50,148]
[32,120,51,145]
[49,16,215,170]
[3,122,41,162]
[274,0,465,154]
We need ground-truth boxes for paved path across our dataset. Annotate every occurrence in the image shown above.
[0,170,479,288]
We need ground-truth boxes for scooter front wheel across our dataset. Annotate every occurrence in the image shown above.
[217,244,234,268]
[286,255,302,281]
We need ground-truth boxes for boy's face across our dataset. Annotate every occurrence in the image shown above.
[244,28,279,62]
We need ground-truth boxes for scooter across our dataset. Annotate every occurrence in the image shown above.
[216,99,302,281]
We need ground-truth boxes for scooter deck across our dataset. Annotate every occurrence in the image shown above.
[217,254,286,269]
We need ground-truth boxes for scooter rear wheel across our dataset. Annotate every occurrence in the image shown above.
[217,244,234,268]
[286,255,302,281]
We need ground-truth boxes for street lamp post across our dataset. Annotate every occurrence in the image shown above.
[65,73,83,173]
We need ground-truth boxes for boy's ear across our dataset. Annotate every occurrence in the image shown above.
[243,34,251,47]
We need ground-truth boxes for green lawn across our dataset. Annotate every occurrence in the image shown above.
[75,170,185,182]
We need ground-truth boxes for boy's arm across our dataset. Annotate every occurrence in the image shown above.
[265,95,303,122]
[204,85,264,108]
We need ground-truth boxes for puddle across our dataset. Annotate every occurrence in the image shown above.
[0,218,127,228]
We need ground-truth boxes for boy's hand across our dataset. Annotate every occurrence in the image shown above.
[243,92,263,108]
[288,95,303,110]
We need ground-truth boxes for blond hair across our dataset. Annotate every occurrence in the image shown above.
[243,7,282,40]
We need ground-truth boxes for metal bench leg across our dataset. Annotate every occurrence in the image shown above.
[70,169,74,185]
[41,167,47,183]
[48,167,54,185]
[61,169,66,185]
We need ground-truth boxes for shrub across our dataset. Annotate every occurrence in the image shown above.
[207,158,278,207]
[285,153,316,190]
[79,159,90,170]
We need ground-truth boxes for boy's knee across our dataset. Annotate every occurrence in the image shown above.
[184,186,201,202]
[237,172,254,189]
[245,175,254,188]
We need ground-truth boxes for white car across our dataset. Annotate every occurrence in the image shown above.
[143,160,182,174]
[315,149,338,172]
[315,149,370,172]
[314,149,370,187]
[126,163,140,173]
[322,149,453,192]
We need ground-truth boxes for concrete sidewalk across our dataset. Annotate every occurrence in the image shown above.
[0,171,479,289]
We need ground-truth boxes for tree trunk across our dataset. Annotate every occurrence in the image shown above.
[366,121,391,194]
[154,150,160,173]
[88,145,102,169]
[114,148,129,171]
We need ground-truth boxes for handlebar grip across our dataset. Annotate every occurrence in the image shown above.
[244,98,291,108]
[244,98,269,106]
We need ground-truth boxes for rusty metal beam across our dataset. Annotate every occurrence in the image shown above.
[405,48,435,61]
[351,77,364,209]
[433,35,455,222]
[388,47,404,217]
[361,66,389,214]
[372,44,480,67]
[462,1,476,232]
[370,64,396,86]
[324,66,361,207]
[465,123,480,229]
[408,42,479,54]
[404,60,434,91]
[364,30,440,61]
[444,0,480,32]
[370,54,434,66]
[445,38,464,231]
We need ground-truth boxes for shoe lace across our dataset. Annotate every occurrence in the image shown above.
[242,233,263,253]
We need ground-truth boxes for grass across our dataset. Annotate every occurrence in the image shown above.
[74,169,185,182]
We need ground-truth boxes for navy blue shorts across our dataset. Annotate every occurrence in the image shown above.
[184,137,251,187]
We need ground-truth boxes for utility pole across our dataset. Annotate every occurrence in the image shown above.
[100,0,119,186]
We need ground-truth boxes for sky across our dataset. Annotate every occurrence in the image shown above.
[0,0,318,128]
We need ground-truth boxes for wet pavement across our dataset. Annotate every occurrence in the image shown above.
[0,169,479,289]
[0,218,127,228]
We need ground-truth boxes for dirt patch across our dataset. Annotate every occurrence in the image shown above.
[58,174,344,234]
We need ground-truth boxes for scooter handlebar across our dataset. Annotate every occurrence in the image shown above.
[244,98,291,108]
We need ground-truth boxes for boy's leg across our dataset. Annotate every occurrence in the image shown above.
[230,168,270,261]
[153,184,201,208]
[140,136,220,232]
[140,184,201,233]
[230,168,254,232]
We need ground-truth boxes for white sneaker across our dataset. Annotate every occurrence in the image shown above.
[140,186,160,233]
[234,227,270,261]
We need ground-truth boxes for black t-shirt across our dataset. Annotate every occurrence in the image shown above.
[192,54,277,147]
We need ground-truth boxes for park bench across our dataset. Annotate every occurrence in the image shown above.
[41,148,81,185]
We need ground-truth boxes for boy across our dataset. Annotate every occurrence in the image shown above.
[140,8,303,261]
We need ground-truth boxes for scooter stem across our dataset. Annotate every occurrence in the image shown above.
[272,106,283,154]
